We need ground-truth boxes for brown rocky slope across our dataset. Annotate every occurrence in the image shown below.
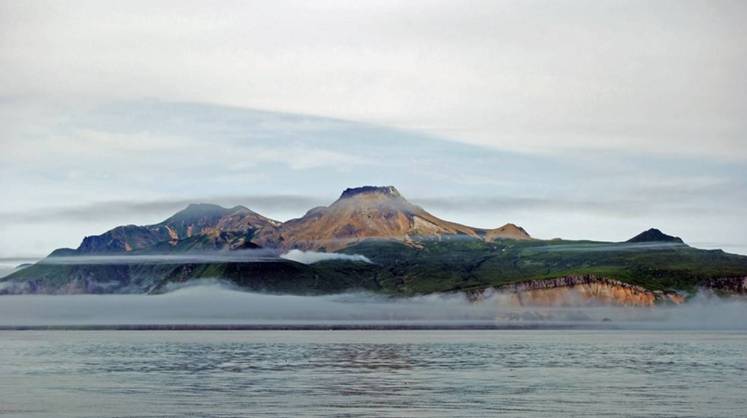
[273,186,531,250]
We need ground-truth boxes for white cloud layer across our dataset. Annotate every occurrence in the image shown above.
[1,0,745,159]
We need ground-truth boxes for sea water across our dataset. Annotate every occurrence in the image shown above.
[0,330,745,417]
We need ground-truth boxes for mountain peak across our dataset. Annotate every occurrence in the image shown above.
[627,228,684,244]
[339,185,401,199]
[181,202,228,214]
[484,223,532,241]
[164,203,230,224]
[279,185,488,250]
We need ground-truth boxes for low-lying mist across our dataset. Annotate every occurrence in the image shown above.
[280,249,372,264]
[524,242,687,253]
[0,281,745,330]
[0,258,39,278]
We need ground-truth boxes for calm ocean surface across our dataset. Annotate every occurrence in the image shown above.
[0,330,745,417]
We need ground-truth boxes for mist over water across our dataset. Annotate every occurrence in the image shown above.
[0,283,745,329]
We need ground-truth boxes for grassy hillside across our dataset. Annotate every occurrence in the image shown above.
[333,238,747,295]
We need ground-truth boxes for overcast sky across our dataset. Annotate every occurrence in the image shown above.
[0,0,745,258]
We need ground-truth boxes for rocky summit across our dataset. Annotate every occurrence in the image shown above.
[627,228,684,244]
[276,185,527,250]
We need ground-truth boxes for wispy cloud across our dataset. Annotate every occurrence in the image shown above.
[34,250,373,266]
[3,183,744,226]
[522,242,687,253]
[280,249,372,264]
[0,195,325,224]
[39,251,280,265]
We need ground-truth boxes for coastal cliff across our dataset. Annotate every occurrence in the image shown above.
[485,275,686,306]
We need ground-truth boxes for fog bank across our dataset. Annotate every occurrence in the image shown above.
[0,283,744,330]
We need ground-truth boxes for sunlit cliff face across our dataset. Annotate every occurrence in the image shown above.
[492,277,686,307]
[506,283,676,307]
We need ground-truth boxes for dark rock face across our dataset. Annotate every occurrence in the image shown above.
[339,185,401,199]
[627,228,684,244]
[76,204,280,254]
[79,225,170,252]
[499,275,649,293]
[699,277,747,294]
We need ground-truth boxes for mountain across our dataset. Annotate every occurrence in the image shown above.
[74,203,281,254]
[275,186,515,250]
[3,186,747,301]
[627,228,684,244]
[55,186,532,254]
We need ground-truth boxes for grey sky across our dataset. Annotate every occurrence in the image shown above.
[0,1,745,257]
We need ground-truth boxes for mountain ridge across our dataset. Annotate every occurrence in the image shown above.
[44,187,694,257]
[63,185,533,254]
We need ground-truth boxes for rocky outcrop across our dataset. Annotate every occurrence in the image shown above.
[699,277,747,294]
[484,223,532,241]
[627,228,684,244]
[78,224,171,252]
[492,275,684,306]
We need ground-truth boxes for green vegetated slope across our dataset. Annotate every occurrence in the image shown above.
[334,238,747,295]
[6,236,747,295]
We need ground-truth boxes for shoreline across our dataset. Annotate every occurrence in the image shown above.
[0,322,614,331]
